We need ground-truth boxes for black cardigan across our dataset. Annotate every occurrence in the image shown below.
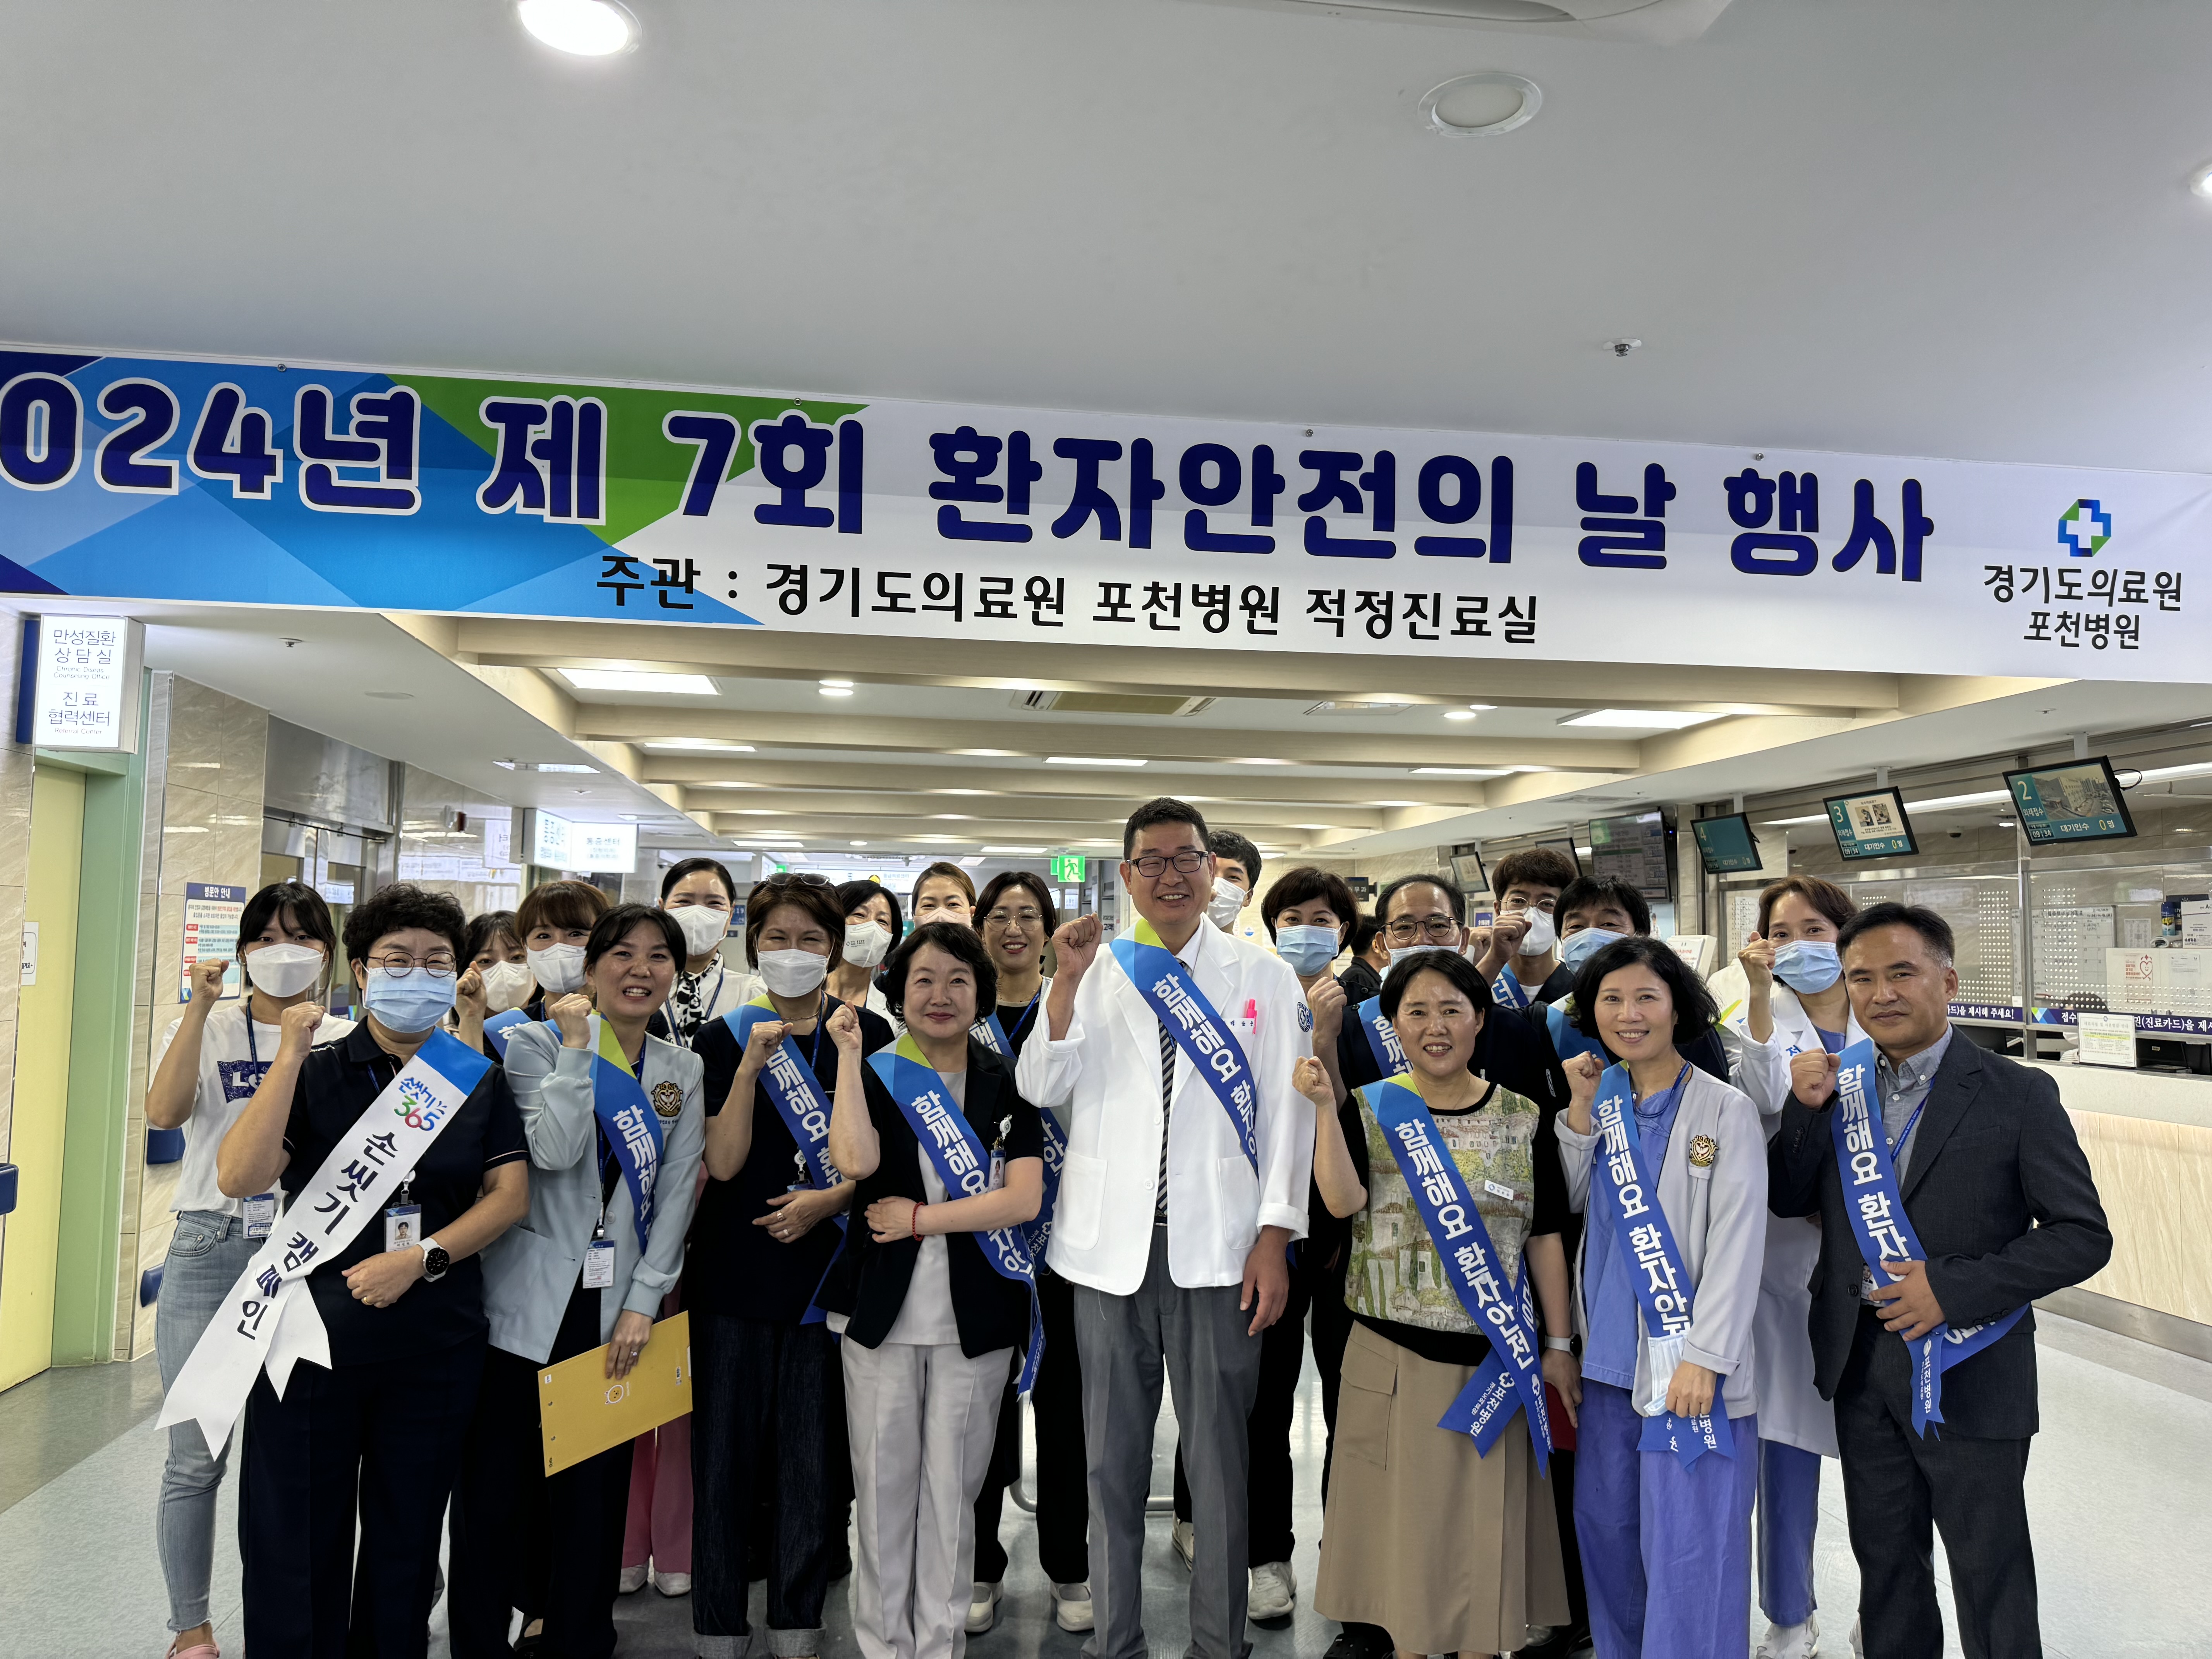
[819,1037,1044,1357]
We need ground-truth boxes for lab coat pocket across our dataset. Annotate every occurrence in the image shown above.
[1214,1154,1260,1254]
[1056,1152,1106,1252]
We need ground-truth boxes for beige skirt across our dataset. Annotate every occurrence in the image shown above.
[1314,1322,1569,1656]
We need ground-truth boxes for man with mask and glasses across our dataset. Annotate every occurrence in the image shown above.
[1020,799,1313,1659]
[1475,847,1579,1012]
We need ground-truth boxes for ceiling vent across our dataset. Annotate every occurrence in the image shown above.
[1306,700,1416,716]
[1013,690,1215,717]
[1243,0,1733,46]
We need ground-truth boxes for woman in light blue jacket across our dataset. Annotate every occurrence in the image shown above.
[449,903,707,1659]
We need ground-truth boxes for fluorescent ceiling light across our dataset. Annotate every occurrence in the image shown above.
[559,668,718,695]
[952,749,1021,757]
[1559,709,1723,729]
[493,759,596,774]
[818,687,854,697]
[1465,703,1498,711]
[929,788,1000,797]
[982,845,1047,855]
[1232,757,1293,765]
[958,856,986,867]
[1443,710,1480,722]
[644,740,754,753]
[850,840,867,847]
[931,814,975,821]
[819,678,853,687]
[517,0,639,55]
[2138,760,2212,781]
[1760,814,1827,826]
[1047,756,1147,768]
[1411,766,1508,777]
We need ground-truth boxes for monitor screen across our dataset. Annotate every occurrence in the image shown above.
[1691,813,1763,874]
[1587,811,1671,899]
[1451,851,1488,892]
[1824,787,1919,861]
[1534,836,1582,876]
[2004,757,2137,845]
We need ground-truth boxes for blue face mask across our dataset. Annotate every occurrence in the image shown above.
[1275,924,1342,978]
[1559,927,1626,973]
[364,967,457,1034]
[1772,939,1843,994]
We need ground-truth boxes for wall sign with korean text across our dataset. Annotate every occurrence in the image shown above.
[1,345,2207,680]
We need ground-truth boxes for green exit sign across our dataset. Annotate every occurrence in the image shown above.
[1050,853,1087,883]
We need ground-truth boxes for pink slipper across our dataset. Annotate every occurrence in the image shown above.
[165,1642,219,1659]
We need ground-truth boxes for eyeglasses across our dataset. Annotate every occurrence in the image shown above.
[983,907,1045,926]
[366,951,458,977]
[1384,915,1461,944]
[1128,850,1207,878]
[753,872,831,894]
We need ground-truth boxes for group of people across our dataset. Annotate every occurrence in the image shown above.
[144,801,2111,1659]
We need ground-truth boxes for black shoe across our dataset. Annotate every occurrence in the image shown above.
[1520,1621,1593,1659]
[1322,1623,1393,1659]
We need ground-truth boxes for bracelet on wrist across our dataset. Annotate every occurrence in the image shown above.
[911,1203,924,1241]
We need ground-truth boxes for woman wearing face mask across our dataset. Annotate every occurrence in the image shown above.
[688,874,893,1659]
[1308,949,1573,1659]
[1554,937,1767,1659]
[211,883,530,1659]
[910,862,977,928]
[830,880,902,1018]
[467,910,534,1016]
[1541,876,1733,1089]
[1715,877,1858,1659]
[820,923,1047,1659]
[496,879,613,1054]
[145,880,353,1659]
[449,905,708,1659]
[655,857,750,1048]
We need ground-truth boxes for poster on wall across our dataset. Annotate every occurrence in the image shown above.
[0,344,2205,680]
[180,881,246,1002]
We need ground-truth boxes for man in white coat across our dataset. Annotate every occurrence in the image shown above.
[1018,798,1314,1659]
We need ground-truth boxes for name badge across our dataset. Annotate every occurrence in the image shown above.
[1483,1179,1516,1202]
[988,1149,1006,1192]
[383,1203,422,1254]
[243,1192,279,1240]
[582,1240,617,1289]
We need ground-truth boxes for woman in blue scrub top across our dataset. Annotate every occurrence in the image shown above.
[1554,936,1768,1659]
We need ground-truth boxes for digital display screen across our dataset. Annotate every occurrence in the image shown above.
[1824,787,1919,861]
[1451,851,1487,891]
[2005,757,2137,845]
[1691,813,1764,874]
[1535,836,1582,876]
[1587,811,1671,899]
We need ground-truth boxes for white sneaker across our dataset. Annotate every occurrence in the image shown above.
[653,1569,692,1597]
[965,1580,1003,1635]
[1756,1614,1818,1659]
[1248,1561,1297,1621]
[1052,1582,1095,1633]
[617,1563,649,1595]
[1171,1519,1195,1572]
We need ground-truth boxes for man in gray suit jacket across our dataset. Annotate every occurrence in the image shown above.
[1771,902,2110,1659]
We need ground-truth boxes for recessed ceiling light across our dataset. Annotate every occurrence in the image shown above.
[2192,163,2212,198]
[1465,703,1498,711]
[1410,766,1509,777]
[1443,710,1480,722]
[1558,708,1723,729]
[982,845,1048,855]
[1046,756,1148,768]
[958,856,986,867]
[818,686,855,698]
[850,840,867,847]
[644,740,755,753]
[517,0,639,56]
[1419,72,1542,139]
[559,668,718,695]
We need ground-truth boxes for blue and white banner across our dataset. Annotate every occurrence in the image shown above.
[591,1019,664,1254]
[727,996,845,1192]
[1111,921,1259,1170]
[0,344,2203,678]
[1355,994,1407,1082]
[1829,1041,2026,1436]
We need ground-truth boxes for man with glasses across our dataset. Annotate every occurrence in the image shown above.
[1474,847,1579,1010]
[1020,799,1313,1659]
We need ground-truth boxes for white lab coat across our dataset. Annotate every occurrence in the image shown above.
[1719,982,1854,1458]
[1017,920,1314,1295]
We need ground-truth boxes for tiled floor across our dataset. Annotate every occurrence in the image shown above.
[2,1312,2204,1658]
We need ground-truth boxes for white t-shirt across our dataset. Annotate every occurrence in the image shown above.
[156,1000,356,1217]
[883,1068,967,1346]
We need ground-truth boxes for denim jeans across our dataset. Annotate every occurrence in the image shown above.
[154,1210,256,1633]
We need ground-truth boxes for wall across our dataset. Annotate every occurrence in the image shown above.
[0,614,42,1328]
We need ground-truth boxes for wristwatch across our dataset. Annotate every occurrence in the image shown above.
[1543,1336,1576,1353]
[418,1237,451,1283]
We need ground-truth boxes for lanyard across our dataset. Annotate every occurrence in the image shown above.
[1631,1061,1691,1128]
[1887,1091,1930,1159]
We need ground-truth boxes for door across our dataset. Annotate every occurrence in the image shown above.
[0,766,85,1390]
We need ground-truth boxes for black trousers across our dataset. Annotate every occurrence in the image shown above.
[1837,1308,2040,1659]
[239,1334,484,1659]
[450,1283,635,1659]
[973,1270,1091,1586]
[691,1312,840,1649]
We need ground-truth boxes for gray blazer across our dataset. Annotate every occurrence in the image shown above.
[481,1018,707,1363]
[1556,1062,1769,1416]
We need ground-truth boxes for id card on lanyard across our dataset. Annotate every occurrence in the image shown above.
[240,1015,283,1237]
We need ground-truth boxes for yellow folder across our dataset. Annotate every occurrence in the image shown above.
[536,1310,692,1476]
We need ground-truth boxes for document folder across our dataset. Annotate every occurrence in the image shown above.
[537,1310,692,1476]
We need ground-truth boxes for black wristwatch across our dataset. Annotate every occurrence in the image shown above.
[419,1238,450,1283]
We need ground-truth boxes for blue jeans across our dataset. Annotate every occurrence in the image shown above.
[155,1210,255,1633]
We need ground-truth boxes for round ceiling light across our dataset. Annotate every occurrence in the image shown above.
[1420,73,1542,139]
[2191,163,2212,199]
[517,0,639,56]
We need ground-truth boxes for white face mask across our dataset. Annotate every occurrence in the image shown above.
[244,942,324,999]
[1511,908,1557,958]
[527,942,587,996]
[757,948,830,999]
[842,921,892,969]
[1207,881,1247,931]
[478,959,534,1013]
[1387,945,1427,968]
[669,903,730,957]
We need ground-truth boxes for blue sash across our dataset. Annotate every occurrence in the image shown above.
[589,1021,665,1253]
[1355,995,1406,1083]
[1370,1078,1550,1474]
[967,996,1066,1264]
[1109,921,1258,1170]
[1590,1063,1737,1468]
[1829,1039,2026,1437]
[869,1035,1044,1390]
[726,996,846,1192]
[483,1006,531,1056]
[1491,970,1533,1012]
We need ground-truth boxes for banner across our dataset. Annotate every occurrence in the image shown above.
[1,343,2205,678]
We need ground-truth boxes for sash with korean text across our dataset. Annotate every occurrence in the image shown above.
[727,997,846,1192]
[1111,922,1258,1171]
[483,1006,531,1056]
[1354,995,1407,1088]
[971,989,1065,1261]
[589,1018,664,1253]
[1590,1063,1737,1468]
[1370,1077,1551,1473]
[1491,971,1533,1012]
[158,1028,491,1457]
[869,1034,1044,1390]
[1828,1038,2026,1436]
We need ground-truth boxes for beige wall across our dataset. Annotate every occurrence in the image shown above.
[0,613,40,1297]
[2067,1109,2212,1327]
[116,675,269,1360]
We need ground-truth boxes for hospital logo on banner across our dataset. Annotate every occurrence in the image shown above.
[2058,498,2112,557]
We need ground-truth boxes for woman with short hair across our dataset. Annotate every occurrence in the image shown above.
[910,861,976,927]
[479,879,612,1056]
[658,857,750,1046]
[830,879,902,1018]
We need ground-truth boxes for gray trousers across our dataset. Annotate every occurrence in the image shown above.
[1074,1227,1265,1659]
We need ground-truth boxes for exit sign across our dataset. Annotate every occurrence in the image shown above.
[1050,853,1086,883]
